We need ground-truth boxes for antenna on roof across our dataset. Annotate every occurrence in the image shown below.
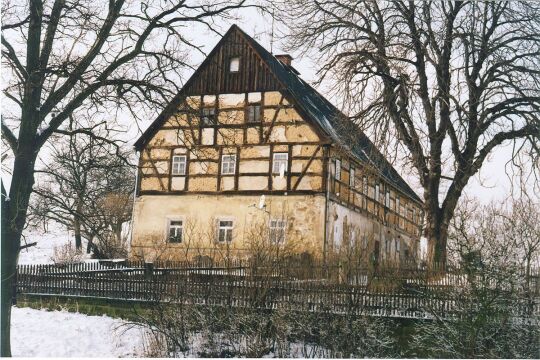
[270,8,275,54]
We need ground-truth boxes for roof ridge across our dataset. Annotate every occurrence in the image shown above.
[235,27,421,203]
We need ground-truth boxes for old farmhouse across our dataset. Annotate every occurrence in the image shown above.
[130,25,423,263]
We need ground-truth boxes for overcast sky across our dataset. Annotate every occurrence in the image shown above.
[2,6,535,205]
[150,8,535,205]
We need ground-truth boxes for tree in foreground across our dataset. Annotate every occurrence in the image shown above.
[278,0,540,264]
[0,0,256,355]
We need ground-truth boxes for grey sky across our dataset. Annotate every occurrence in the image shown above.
[1,5,534,205]
[147,8,533,205]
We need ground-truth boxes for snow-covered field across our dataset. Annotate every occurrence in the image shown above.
[11,306,145,357]
[18,227,92,264]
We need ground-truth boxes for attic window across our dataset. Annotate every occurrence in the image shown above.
[230,57,240,72]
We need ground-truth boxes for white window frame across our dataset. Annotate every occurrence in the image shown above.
[221,154,236,175]
[349,167,355,187]
[269,219,287,244]
[375,184,380,202]
[272,153,288,174]
[385,191,390,207]
[335,159,341,180]
[217,219,234,243]
[229,57,240,72]
[167,219,184,243]
[171,155,187,175]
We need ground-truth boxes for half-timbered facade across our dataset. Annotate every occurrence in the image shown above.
[130,25,423,263]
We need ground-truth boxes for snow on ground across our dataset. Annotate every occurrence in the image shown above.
[18,227,92,264]
[11,306,145,357]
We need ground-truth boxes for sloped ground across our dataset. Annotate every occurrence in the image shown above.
[18,227,92,265]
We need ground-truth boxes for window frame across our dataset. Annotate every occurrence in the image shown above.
[201,107,217,126]
[375,184,380,202]
[171,155,187,176]
[335,159,341,180]
[246,104,261,123]
[167,219,184,243]
[221,154,236,175]
[229,56,240,73]
[385,190,390,208]
[362,176,368,194]
[269,219,287,244]
[217,219,234,243]
[349,167,355,187]
[272,153,288,175]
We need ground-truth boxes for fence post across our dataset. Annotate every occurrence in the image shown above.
[144,262,154,279]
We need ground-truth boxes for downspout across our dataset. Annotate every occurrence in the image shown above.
[323,145,331,267]
[128,150,141,256]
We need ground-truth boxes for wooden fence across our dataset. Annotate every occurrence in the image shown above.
[15,260,540,321]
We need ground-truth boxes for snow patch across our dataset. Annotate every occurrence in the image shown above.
[11,306,144,357]
[18,228,92,265]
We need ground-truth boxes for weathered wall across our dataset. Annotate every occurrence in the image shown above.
[130,194,326,261]
[326,200,418,264]
[327,146,422,239]
[139,90,325,195]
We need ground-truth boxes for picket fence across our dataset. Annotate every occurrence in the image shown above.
[15,260,540,321]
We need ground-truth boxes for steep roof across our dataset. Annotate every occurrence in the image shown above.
[134,25,421,204]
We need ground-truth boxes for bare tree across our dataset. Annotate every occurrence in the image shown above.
[277,0,540,265]
[412,197,540,358]
[0,0,258,355]
[29,124,134,253]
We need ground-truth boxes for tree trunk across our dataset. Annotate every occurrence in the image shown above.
[74,201,82,250]
[1,150,38,357]
[426,211,448,267]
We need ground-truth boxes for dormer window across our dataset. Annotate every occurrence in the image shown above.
[229,57,240,72]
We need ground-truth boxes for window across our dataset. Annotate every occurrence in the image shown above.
[396,196,400,212]
[269,219,286,244]
[335,159,341,180]
[395,238,401,260]
[363,176,368,195]
[385,191,390,207]
[229,57,240,72]
[217,220,234,242]
[168,220,183,243]
[350,168,355,187]
[201,107,216,126]
[247,105,261,123]
[221,154,236,175]
[171,155,187,175]
[272,153,288,174]
[375,184,380,202]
